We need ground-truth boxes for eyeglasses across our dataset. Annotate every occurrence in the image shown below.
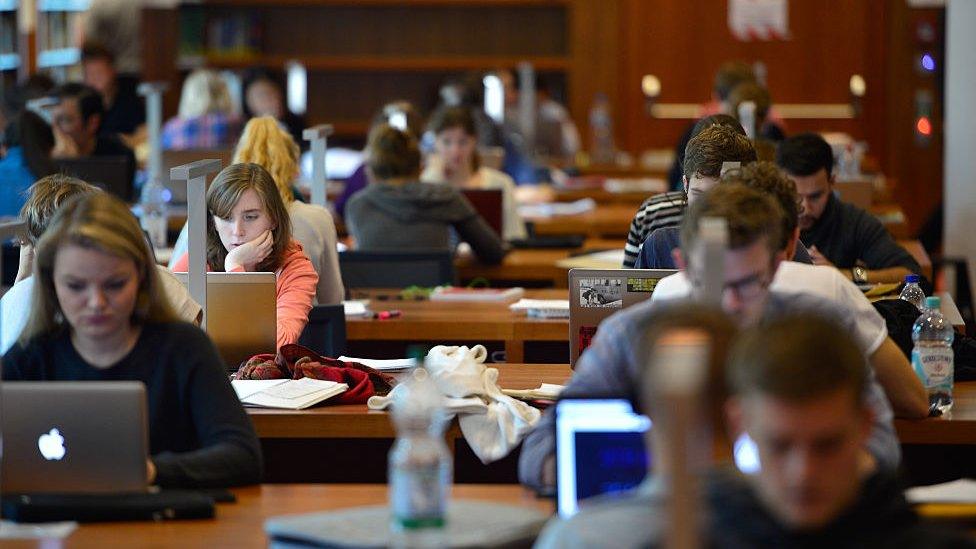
[690,271,771,301]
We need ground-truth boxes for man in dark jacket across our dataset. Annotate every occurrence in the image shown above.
[777,133,921,285]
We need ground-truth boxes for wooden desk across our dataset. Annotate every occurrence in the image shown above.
[895,382,976,445]
[526,204,636,239]
[345,293,569,363]
[248,363,572,439]
[456,239,624,288]
[8,484,550,548]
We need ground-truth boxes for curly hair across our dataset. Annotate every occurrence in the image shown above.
[233,116,300,205]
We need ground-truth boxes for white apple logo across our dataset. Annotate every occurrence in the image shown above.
[38,428,66,461]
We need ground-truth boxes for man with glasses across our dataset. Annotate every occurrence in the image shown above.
[518,183,926,491]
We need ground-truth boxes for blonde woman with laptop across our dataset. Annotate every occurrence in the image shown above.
[2,192,262,488]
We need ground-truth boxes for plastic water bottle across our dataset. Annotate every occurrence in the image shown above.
[912,296,954,414]
[140,177,170,250]
[389,366,451,548]
[589,92,615,164]
[899,274,926,310]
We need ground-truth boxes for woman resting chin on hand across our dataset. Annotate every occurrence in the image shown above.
[172,163,318,349]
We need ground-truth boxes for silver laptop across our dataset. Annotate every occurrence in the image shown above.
[1,382,148,494]
[173,272,277,370]
[568,268,677,367]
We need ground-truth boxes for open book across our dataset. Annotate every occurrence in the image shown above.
[231,378,348,410]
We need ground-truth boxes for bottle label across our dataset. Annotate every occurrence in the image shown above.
[390,466,447,530]
[912,346,954,391]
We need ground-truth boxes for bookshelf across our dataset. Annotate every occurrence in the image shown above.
[0,0,18,93]
[174,0,573,141]
[35,0,89,80]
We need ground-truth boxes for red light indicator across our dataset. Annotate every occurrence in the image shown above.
[916,116,932,136]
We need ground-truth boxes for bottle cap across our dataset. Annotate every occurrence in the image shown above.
[925,296,941,309]
[905,274,920,283]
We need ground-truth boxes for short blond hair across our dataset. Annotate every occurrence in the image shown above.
[21,174,101,246]
[21,193,177,345]
[233,116,299,205]
[178,69,234,119]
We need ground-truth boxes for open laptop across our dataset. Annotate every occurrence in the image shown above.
[1,382,148,494]
[460,188,504,238]
[569,268,677,367]
[55,156,134,202]
[161,149,234,204]
[555,398,651,518]
[173,272,277,370]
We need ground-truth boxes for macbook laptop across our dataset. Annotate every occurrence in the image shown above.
[55,156,134,202]
[173,272,277,370]
[569,268,677,367]
[1,382,148,494]
[555,398,651,518]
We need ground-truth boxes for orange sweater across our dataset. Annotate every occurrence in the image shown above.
[172,241,319,350]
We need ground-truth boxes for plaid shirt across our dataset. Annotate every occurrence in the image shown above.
[161,113,242,150]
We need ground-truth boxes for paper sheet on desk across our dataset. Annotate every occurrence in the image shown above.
[518,198,596,218]
[342,300,370,317]
[338,356,418,371]
[0,520,77,539]
[502,383,564,401]
[555,249,625,270]
[232,379,289,400]
[906,479,976,504]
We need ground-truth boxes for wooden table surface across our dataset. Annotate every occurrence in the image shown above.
[5,484,550,548]
[248,363,572,439]
[345,290,569,363]
[525,204,635,239]
[456,239,623,288]
[895,382,976,445]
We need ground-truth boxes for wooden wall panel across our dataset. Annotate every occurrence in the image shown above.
[614,0,874,153]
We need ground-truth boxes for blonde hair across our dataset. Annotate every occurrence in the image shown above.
[20,174,101,245]
[206,163,292,273]
[178,69,234,119]
[233,116,299,205]
[21,193,177,345]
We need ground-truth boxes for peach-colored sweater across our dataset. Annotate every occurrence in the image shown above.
[172,241,318,350]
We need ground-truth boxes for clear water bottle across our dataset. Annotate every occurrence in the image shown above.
[912,296,954,414]
[389,366,451,548]
[899,274,926,310]
[589,92,615,164]
[140,177,170,250]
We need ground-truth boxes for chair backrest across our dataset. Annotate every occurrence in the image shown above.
[339,250,455,290]
[298,304,347,358]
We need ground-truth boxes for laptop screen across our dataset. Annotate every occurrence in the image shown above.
[555,399,651,518]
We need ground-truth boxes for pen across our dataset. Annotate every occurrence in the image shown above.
[373,309,402,320]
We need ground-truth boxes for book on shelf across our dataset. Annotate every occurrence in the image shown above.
[231,378,348,410]
[430,286,525,302]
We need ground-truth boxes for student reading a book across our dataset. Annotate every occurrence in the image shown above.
[1,174,201,355]
[421,105,527,240]
[346,124,507,265]
[2,192,262,488]
[172,163,318,350]
[162,69,242,150]
[169,117,343,305]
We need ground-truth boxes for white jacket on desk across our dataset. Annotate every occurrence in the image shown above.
[367,345,540,464]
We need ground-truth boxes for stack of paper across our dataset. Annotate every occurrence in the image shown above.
[232,378,348,410]
[509,299,570,319]
[430,287,525,302]
[343,300,370,317]
[338,356,417,372]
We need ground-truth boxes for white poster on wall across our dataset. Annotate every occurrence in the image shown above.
[728,0,790,41]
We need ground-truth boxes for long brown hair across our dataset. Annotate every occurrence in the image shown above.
[21,193,177,345]
[206,163,292,272]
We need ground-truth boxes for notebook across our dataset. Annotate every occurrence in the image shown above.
[231,378,348,410]
[568,268,677,367]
